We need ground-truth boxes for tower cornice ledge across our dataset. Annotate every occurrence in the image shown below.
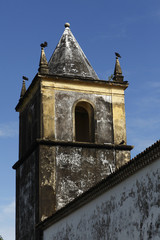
[12,138,133,170]
[36,138,133,150]
[38,73,129,86]
[16,74,129,112]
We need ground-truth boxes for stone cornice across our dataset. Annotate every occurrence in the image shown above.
[12,138,133,169]
[15,73,128,112]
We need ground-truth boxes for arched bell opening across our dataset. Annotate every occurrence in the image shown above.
[75,101,95,143]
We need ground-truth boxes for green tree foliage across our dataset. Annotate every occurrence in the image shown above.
[0,235,4,240]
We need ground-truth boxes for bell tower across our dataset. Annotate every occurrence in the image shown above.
[13,23,133,240]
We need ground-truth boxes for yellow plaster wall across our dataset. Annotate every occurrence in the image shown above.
[112,92,127,145]
[41,78,112,95]
[16,81,40,112]
[41,83,55,139]
[17,76,127,144]
[115,150,131,168]
[40,77,127,143]
[40,77,127,96]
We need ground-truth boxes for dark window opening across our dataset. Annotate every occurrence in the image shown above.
[75,102,94,143]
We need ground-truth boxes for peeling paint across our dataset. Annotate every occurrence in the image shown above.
[56,146,116,210]
[15,72,130,240]
[55,90,113,144]
[16,152,37,240]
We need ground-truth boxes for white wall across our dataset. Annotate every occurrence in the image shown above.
[43,158,160,240]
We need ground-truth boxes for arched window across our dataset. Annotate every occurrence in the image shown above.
[75,101,94,143]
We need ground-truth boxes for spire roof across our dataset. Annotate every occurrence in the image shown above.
[48,23,99,80]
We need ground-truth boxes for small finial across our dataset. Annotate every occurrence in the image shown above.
[65,22,70,28]
[113,52,124,82]
[20,76,28,99]
[38,42,49,75]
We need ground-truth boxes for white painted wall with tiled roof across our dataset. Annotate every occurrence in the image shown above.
[43,157,160,240]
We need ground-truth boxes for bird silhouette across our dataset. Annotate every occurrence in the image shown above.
[40,41,48,48]
[22,76,28,81]
[119,140,125,145]
[115,52,121,58]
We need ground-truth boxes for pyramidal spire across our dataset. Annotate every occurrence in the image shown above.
[38,42,49,75]
[48,23,99,80]
[113,52,124,82]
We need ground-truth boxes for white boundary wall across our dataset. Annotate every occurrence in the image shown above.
[43,158,160,240]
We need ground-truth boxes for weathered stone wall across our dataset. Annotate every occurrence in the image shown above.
[55,90,113,144]
[115,149,131,169]
[16,151,38,240]
[43,158,160,240]
[15,77,130,240]
[55,146,115,210]
[39,145,56,221]
[19,90,40,159]
[39,145,116,220]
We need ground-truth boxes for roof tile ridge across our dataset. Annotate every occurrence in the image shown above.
[131,139,160,162]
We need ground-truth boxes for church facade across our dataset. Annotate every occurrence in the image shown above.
[13,23,160,240]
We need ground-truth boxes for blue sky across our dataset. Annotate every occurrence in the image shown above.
[1,0,160,239]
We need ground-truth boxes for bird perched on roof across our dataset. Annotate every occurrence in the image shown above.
[115,52,121,58]
[22,76,28,81]
[40,41,48,48]
[119,140,125,145]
